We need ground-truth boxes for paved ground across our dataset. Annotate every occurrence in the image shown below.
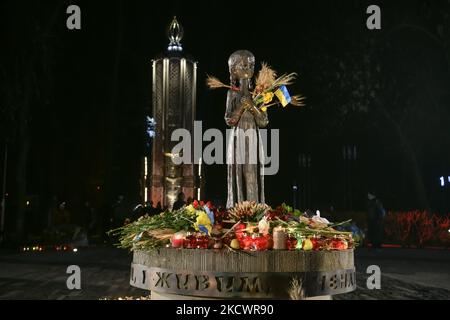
[0,246,449,300]
[336,248,450,300]
[0,246,148,300]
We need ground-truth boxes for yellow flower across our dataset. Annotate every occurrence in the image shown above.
[185,204,196,216]
[263,92,274,104]
[261,106,267,112]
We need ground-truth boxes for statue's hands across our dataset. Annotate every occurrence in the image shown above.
[240,96,254,110]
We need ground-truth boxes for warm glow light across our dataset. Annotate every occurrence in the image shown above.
[144,187,148,203]
[73,248,78,253]
[144,157,148,176]
[26,201,30,206]
[197,157,202,200]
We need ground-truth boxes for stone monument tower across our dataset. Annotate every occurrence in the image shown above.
[147,17,197,209]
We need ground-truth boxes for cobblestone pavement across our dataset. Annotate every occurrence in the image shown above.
[0,246,449,300]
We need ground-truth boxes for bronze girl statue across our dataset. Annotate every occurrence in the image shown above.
[225,50,268,208]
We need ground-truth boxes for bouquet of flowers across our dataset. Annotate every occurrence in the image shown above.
[109,200,216,250]
[110,200,357,252]
[207,62,305,112]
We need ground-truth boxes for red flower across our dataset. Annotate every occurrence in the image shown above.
[235,223,247,240]
[193,200,199,209]
[330,238,348,250]
[310,237,321,250]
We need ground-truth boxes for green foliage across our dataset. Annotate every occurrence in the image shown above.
[108,208,195,250]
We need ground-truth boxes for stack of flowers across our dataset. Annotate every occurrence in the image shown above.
[110,200,355,252]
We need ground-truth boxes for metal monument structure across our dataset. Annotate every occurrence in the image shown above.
[145,17,198,209]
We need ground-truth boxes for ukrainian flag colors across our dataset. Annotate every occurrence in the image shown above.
[274,85,292,107]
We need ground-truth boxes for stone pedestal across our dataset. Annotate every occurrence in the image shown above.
[130,248,356,300]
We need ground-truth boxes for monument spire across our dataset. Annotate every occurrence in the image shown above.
[167,16,183,52]
[148,16,197,208]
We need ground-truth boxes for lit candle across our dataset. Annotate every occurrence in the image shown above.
[171,233,185,248]
[273,226,287,250]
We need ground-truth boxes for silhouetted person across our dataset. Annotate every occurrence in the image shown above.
[172,192,186,210]
[100,202,113,242]
[86,202,100,237]
[156,202,162,214]
[112,195,128,228]
[141,201,154,216]
[53,202,71,225]
[367,192,385,250]
[82,201,94,230]
[131,204,144,221]
[186,197,194,205]
[149,201,159,216]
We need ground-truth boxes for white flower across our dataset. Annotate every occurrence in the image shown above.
[311,210,330,225]
[258,217,270,235]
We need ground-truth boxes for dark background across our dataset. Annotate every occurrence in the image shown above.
[1,0,449,239]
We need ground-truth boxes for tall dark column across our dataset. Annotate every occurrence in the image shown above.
[147,17,197,209]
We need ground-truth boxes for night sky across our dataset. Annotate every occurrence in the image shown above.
[1,0,450,233]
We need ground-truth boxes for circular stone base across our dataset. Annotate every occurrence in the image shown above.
[131,249,355,299]
[151,291,332,300]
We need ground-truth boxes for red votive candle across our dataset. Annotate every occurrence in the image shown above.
[183,232,196,249]
[286,234,298,250]
[171,233,184,248]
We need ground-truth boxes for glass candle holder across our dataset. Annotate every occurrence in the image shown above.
[171,232,185,248]
[183,232,196,249]
[264,234,273,250]
[286,233,298,250]
[195,234,209,249]
[273,227,287,250]
[213,238,223,249]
